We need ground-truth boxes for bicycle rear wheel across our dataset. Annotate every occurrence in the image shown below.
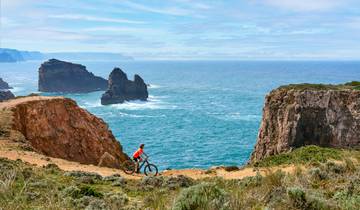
[144,164,158,176]
[122,160,136,175]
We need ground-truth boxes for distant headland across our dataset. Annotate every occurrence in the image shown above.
[0,48,133,63]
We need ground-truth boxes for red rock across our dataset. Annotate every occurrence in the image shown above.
[5,96,129,168]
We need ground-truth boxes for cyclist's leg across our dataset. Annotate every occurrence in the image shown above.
[133,157,140,173]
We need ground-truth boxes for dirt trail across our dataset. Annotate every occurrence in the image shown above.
[0,96,64,109]
[0,140,296,180]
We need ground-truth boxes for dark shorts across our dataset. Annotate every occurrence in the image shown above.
[133,157,140,162]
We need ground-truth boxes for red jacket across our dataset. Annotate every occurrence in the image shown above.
[133,148,143,158]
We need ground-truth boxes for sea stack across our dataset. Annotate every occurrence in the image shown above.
[250,83,360,163]
[101,68,148,105]
[0,90,15,102]
[38,59,108,93]
[0,78,12,89]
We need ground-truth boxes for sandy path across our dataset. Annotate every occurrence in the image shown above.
[0,140,297,180]
[0,96,64,109]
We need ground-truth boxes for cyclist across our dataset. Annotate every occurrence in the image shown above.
[132,144,145,173]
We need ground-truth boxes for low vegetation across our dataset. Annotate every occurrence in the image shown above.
[252,145,344,167]
[279,81,360,91]
[0,145,360,209]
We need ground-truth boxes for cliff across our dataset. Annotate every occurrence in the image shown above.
[101,68,148,105]
[250,83,360,162]
[38,59,108,93]
[0,96,129,168]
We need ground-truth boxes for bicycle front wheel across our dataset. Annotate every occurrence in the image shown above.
[144,164,158,176]
[122,160,136,175]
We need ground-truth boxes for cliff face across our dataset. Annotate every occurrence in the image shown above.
[38,59,108,93]
[3,96,129,168]
[250,86,360,162]
[101,68,148,105]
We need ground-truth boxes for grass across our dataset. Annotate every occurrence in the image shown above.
[252,146,344,167]
[0,145,359,209]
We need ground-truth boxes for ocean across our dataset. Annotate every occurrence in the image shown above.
[1,60,360,170]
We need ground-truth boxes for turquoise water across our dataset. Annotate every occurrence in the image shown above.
[1,60,360,169]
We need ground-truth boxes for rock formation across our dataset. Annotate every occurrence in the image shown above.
[0,78,12,89]
[250,84,360,162]
[1,96,129,168]
[101,68,148,105]
[38,59,107,93]
[0,90,15,102]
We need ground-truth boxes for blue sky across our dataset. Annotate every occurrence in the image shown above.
[1,0,360,60]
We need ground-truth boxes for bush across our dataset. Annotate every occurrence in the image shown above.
[140,176,164,188]
[344,158,356,172]
[62,185,103,199]
[106,193,129,208]
[238,172,263,188]
[254,146,342,167]
[288,187,307,208]
[164,175,194,189]
[309,168,328,181]
[264,170,285,188]
[78,186,103,198]
[172,182,229,210]
[325,162,346,174]
[85,199,108,210]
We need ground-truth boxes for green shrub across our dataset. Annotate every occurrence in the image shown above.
[239,172,263,188]
[309,167,328,180]
[288,187,307,208]
[264,170,285,188]
[334,191,360,210]
[344,158,356,172]
[172,182,229,210]
[325,162,346,174]
[79,186,103,198]
[254,146,342,167]
[62,185,103,199]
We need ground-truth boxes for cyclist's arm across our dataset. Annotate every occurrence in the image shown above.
[141,152,148,159]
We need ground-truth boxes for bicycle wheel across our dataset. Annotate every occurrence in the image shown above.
[144,164,158,176]
[122,160,136,175]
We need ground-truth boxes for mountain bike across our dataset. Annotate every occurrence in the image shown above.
[122,155,158,176]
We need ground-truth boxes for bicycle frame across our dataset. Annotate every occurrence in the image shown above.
[137,158,150,171]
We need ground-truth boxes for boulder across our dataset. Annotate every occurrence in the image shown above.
[101,68,148,105]
[2,96,129,168]
[250,85,360,162]
[0,78,12,89]
[0,90,15,102]
[38,59,107,93]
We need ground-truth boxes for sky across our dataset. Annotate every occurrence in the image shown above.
[1,0,360,60]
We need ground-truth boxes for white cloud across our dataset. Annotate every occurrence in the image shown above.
[262,0,346,12]
[49,14,145,24]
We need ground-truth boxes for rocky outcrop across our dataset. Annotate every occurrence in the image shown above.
[0,90,15,102]
[2,96,129,168]
[250,85,360,162]
[101,68,148,105]
[38,59,107,93]
[0,78,12,89]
